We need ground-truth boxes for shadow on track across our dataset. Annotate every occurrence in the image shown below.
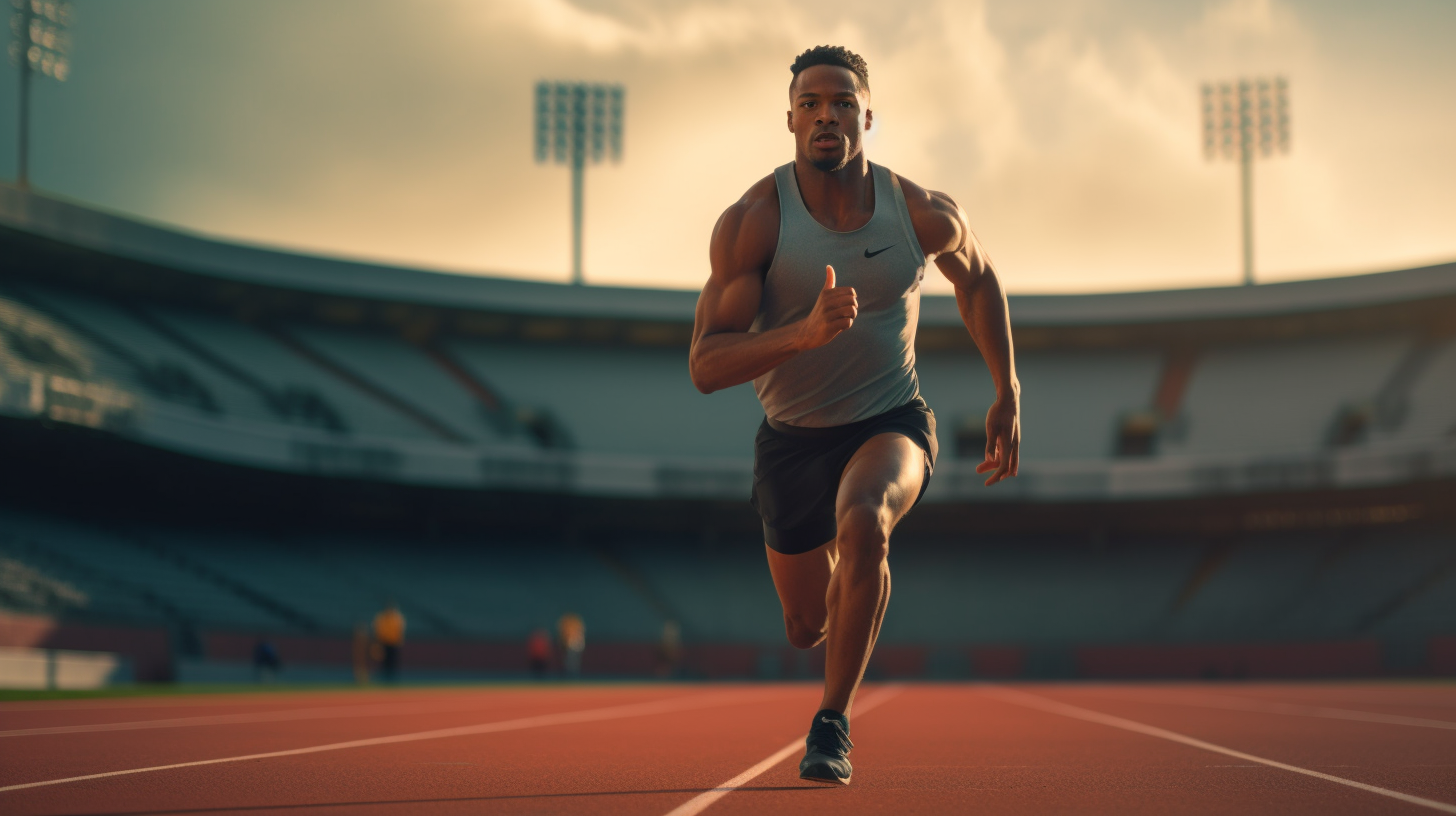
[66,786,826,815]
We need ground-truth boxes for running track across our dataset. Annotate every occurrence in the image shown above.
[3,682,1456,815]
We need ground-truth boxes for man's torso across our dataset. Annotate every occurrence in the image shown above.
[750,162,926,427]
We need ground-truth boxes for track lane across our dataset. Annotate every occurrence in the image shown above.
[1212,684,1456,711]
[1188,684,1456,722]
[1005,685,1456,812]
[4,682,1456,815]
[0,687,790,791]
[0,684,829,816]
[0,688,534,732]
[989,687,1456,814]
[1074,684,1456,731]
[662,684,903,816]
[0,695,642,738]
[705,684,1446,816]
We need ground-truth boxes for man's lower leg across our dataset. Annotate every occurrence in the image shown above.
[820,515,891,716]
[799,511,891,785]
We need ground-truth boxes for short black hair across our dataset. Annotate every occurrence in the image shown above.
[789,45,869,95]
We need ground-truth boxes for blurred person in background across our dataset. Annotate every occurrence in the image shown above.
[689,46,1019,785]
[527,628,552,679]
[372,600,406,683]
[656,620,682,678]
[557,612,585,678]
[252,638,281,683]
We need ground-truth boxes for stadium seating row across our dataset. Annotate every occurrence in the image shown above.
[3,284,1449,465]
[2,502,1452,651]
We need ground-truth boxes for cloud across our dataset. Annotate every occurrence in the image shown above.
[481,0,770,55]
[18,0,1456,293]
[1200,0,1295,40]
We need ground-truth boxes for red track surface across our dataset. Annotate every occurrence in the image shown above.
[3,682,1456,815]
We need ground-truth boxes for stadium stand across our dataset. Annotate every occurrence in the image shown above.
[1169,336,1411,456]
[138,305,348,432]
[0,507,289,633]
[1010,350,1164,461]
[1383,335,1456,443]
[442,339,762,457]
[1,182,1454,681]
[18,284,253,418]
[296,533,666,640]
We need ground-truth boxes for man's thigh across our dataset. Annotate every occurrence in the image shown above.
[766,540,837,622]
[836,432,927,527]
[762,432,925,625]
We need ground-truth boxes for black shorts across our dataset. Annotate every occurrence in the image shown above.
[751,397,938,555]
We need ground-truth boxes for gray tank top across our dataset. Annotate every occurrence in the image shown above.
[750,161,926,427]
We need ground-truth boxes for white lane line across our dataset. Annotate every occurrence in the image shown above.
[0,698,559,738]
[0,695,394,713]
[1083,688,1456,732]
[0,689,784,795]
[662,685,903,816]
[983,686,1456,815]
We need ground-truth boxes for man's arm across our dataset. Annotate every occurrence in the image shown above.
[689,176,860,394]
[899,175,1020,485]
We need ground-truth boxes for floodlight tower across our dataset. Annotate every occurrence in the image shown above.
[534,82,624,285]
[1202,77,1289,286]
[9,0,73,189]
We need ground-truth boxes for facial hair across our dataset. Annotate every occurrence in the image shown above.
[807,135,857,173]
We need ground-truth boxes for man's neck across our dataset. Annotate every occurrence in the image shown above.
[792,154,874,232]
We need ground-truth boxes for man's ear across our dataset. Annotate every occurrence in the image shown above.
[786,109,793,132]
[864,108,873,131]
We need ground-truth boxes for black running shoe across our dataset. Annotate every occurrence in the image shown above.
[799,709,853,785]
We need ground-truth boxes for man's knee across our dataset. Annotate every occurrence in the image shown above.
[784,612,826,650]
[836,499,892,568]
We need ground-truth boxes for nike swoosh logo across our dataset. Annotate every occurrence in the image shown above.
[864,245,895,258]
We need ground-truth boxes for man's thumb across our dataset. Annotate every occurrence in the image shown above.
[824,265,836,290]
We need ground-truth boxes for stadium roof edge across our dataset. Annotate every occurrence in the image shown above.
[3,183,1454,328]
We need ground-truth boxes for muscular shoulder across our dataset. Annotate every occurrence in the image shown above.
[710,173,780,280]
[892,172,967,260]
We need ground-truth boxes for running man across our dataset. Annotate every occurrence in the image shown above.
[689,45,1020,785]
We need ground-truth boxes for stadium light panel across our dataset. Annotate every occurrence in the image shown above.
[533,81,551,163]
[533,81,626,285]
[1201,75,1291,286]
[609,86,624,161]
[590,85,606,162]
[9,0,72,188]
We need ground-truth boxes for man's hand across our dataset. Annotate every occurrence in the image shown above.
[796,265,858,351]
[975,392,1020,486]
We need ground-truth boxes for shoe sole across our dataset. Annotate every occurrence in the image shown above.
[799,771,851,785]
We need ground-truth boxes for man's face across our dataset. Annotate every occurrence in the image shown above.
[787,64,871,173]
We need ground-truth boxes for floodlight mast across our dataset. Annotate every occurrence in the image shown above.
[9,0,72,189]
[14,0,29,188]
[534,81,624,285]
[1202,76,1289,285]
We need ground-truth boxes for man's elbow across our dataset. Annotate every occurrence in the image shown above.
[688,357,717,394]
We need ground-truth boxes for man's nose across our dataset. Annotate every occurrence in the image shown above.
[815,109,838,127]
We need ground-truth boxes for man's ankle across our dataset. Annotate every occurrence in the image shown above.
[813,708,848,729]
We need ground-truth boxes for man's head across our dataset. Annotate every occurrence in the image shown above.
[787,45,871,173]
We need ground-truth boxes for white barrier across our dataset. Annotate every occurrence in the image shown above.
[0,647,130,689]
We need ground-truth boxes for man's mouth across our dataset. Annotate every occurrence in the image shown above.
[812,133,841,148]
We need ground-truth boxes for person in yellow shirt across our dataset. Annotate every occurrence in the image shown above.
[373,601,406,682]
[557,612,585,678]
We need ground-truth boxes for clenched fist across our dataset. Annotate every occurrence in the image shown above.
[796,265,858,351]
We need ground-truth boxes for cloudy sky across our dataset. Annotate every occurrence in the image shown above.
[2,0,1453,294]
